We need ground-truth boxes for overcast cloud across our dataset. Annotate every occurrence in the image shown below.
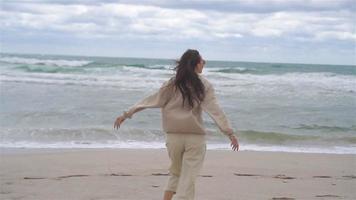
[1,0,355,65]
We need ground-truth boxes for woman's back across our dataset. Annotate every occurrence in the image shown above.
[161,74,207,135]
[122,73,235,137]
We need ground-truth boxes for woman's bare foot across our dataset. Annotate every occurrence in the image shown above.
[163,190,175,200]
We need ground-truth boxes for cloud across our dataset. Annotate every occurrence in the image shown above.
[1,1,355,42]
[1,0,355,65]
[6,0,355,13]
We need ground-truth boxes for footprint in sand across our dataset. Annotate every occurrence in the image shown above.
[200,175,213,177]
[24,174,91,180]
[57,174,90,179]
[315,194,341,198]
[273,174,296,180]
[152,173,170,176]
[0,191,12,195]
[234,173,296,180]
[342,175,356,179]
[24,177,46,180]
[105,173,133,176]
[313,175,332,178]
[234,173,261,177]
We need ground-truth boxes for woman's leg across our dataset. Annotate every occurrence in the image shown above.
[174,134,206,200]
[164,134,185,199]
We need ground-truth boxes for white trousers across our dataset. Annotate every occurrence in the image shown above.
[165,133,207,200]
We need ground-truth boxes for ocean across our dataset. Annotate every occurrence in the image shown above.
[1,52,355,154]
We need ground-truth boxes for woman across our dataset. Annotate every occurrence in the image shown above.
[114,49,239,200]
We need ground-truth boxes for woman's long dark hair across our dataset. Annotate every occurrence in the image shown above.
[173,49,205,109]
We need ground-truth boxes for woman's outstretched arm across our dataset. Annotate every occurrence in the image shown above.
[114,79,171,129]
[201,81,239,151]
[201,82,234,136]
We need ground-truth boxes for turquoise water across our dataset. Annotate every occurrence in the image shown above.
[1,52,355,154]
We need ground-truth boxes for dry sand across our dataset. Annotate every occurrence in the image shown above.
[1,148,355,200]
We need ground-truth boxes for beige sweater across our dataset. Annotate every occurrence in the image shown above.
[123,74,235,138]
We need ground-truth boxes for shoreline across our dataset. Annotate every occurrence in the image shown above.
[1,148,355,199]
[1,147,355,155]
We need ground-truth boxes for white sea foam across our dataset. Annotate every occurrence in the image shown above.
[206,72,356,95]
[1,141,355,154]
[0,56,93,67]
[1,70,355,95]
[122,65,174,76]
[0,72,167,90]
[1,54,354,94]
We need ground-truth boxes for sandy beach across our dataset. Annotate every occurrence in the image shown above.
[0,148,355,200]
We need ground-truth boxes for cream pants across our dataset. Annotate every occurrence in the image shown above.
[165,133,207,200]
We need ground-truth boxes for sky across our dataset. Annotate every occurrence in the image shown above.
[1,0,355,65]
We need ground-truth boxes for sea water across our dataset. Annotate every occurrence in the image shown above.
[1,52,355,154]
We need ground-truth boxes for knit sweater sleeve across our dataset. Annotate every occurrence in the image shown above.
[122,80,171,119]
[201,82,234,137]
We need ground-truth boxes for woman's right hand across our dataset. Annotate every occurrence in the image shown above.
[114,115,126,130]
[229,135,239,151]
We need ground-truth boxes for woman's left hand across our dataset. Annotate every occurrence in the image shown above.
[229,135,239,151]
[114,115,126,129]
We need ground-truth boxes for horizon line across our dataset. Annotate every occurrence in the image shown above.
[1,51,355,67]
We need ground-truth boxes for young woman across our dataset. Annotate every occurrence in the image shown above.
[114,49,239,200]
